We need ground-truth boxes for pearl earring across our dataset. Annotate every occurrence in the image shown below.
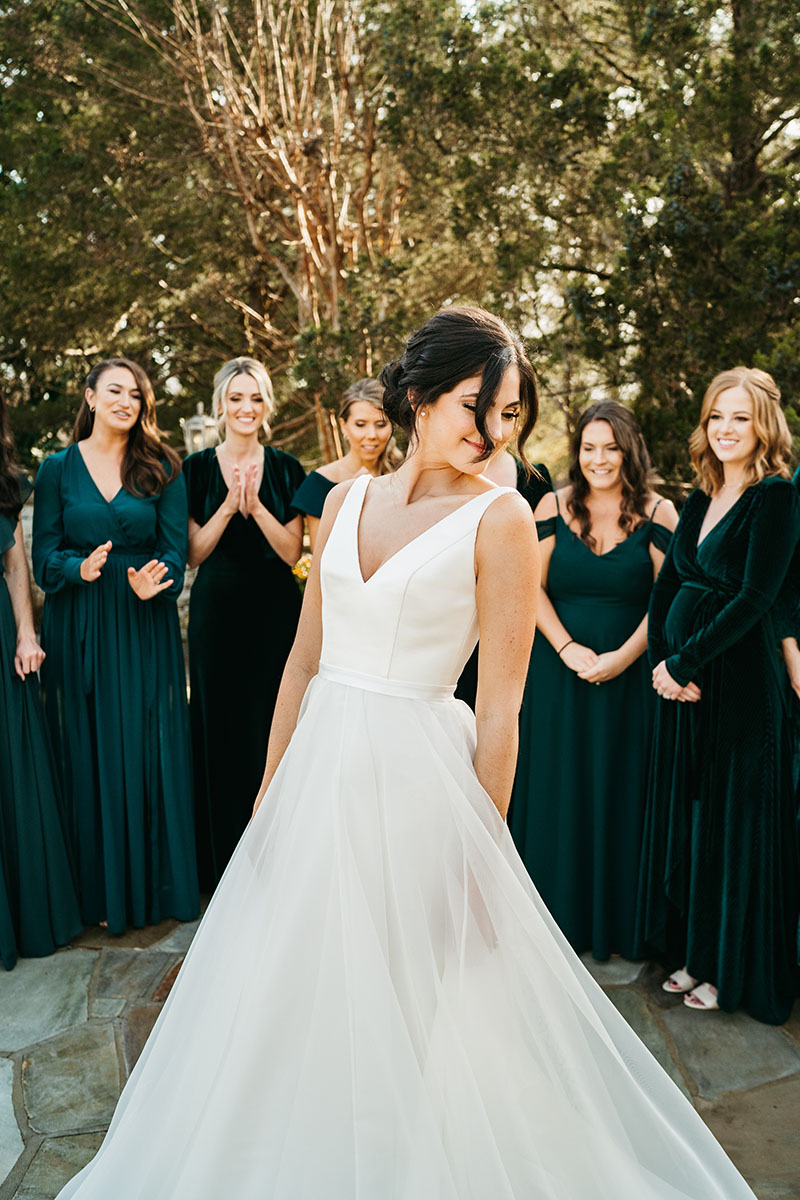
[420,409,427,417]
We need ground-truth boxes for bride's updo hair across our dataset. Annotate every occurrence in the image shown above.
[380,306,539,466]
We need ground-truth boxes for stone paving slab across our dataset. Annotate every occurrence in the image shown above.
[152,919,202,955]
[660,1004,800,1100]
[8,1134,103,1200]
[699,1073,800,1199]
[0,955,97,1054]
[22,1024,121,1136]
[0,1061,23,1184]
[607,988,691,1099]
[91,949,177,1003]
[579,953,644,987]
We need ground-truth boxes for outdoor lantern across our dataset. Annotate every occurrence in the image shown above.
[180,401,218,454]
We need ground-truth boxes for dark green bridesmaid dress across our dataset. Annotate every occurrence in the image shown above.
[509,496,672,961]
[184,447,305,889]
[0,477,81,968]
[639,477,800,1024]
[455,462,552,709]
[32,445,199,933]
[291,469,336,519]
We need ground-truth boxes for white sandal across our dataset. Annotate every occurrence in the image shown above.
[683,982,719,1011]
[661,967,697,994]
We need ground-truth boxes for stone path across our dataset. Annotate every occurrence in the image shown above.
[1,926,798,1199]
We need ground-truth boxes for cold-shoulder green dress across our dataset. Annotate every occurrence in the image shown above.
[33,445,199,933]
[0,477,81,968]
[509,497,671,960]
[640,478,800,1024]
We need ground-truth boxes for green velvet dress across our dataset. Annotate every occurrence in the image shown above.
[509,498,671,960]
[640,477,800,1024]
[184,447,305,889]
[0,477,82,968]
[32,445,200,933]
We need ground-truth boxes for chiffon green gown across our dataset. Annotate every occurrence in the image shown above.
[639,478,800,1024]
[291,469,336,520]
[184,447,305,889]
[0,476,81,969]
[33,445,200,933]
[509,496,671,960]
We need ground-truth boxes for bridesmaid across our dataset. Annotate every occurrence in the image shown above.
[33,358,199,933]
[184,357,305,889]
[0,397,81,967]
[510,402,677,961]
[292,379,398,550]
[640,366,799,1023]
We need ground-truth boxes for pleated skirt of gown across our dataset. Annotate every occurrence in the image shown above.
[0,577,81,969]
[40,554,199,933]
[58,672,754,1199]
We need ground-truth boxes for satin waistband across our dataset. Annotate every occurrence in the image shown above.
[317,663,456,702]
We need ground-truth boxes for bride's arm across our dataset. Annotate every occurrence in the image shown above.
[473,492,540,820]
[252,482,353,815]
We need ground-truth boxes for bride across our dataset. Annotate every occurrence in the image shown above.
[58,306,754,1199]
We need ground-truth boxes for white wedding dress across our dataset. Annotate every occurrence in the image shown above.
[59,476,755,1199]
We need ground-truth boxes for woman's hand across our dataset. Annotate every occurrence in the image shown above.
[578,650,625,683]
[14,635,45,679]
[80,540,112,582]
[221,466,243,517]
[782,637,800,701]
[241,464,264,519]
[652,660,701,702]
[560,641,599,675]
[127,560,173,600]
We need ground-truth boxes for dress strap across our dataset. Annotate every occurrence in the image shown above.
[648,497,664,522]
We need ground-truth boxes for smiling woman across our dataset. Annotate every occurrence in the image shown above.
[509,401,678,963]
[32,358,199,934]
[183,357,306,889]
[640,367,800,1023]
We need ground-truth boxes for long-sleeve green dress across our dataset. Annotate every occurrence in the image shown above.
[509,496,671,960]
[0,476,82,968]
[639,477,800,1024]
[32,445,200,933]
[184,446,305,889]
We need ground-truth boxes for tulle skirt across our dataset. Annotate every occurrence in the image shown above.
[58,667,754,1199]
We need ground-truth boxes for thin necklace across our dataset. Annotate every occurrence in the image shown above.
[720,481,744,491]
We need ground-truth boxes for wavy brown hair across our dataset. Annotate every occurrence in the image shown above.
[74,358,181,497]
[338,378,402,474]
[689,367,792,495]
[567,401,654,549]
[0,391,23,518]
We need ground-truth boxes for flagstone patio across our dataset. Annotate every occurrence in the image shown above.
[1,922,798,1199]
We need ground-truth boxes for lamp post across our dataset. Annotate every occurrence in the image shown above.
[180,402,218,455]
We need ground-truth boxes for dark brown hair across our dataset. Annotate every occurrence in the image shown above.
[74,358,181,496]
[379,306,538,467]
[0,391,24,518]
[567,401,653,549]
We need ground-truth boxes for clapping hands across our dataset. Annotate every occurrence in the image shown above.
[127,560,173,600]
[221,464,262,519]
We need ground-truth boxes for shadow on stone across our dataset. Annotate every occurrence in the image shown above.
[579,953,644,987]
[122,1005,161,1079]
[607,990,692,1099]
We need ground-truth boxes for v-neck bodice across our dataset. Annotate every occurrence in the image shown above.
[319,475,515,689]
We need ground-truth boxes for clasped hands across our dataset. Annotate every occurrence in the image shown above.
[80,541,174,600]
[560,641,625,683]
[651,660,701,703]
[222,464,263,520]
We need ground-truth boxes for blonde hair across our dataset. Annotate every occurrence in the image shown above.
[338,378,402,474]
[212,357,275,438]
[689,366,792,494]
